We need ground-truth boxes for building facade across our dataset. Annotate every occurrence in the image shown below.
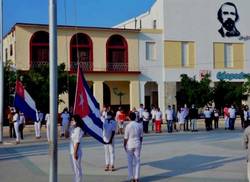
[4,24,141,112]
[4,0,250,113]
[115,0,250,112]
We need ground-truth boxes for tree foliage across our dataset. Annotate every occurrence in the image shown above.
[214,80,248,110]
[176,74,213,108]
[4,63,73,113]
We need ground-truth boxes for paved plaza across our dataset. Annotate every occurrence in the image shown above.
[0,121,248,182]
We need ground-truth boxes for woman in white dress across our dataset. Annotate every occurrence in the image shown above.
[69,115,84,182]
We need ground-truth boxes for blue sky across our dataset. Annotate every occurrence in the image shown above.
[3,0,156,35]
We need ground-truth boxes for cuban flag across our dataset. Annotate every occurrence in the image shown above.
[74,66,105,144]
[14,80,38,121]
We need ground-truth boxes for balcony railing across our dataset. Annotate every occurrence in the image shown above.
[71,62,93,72]
[30,61,130,73]
[31,61,49,68]
[106,62,128,72]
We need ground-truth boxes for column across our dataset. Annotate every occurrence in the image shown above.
[130,81,140,110]
[165,82,177,106]
[139,81,146,106]
[93,81,104,108]
[158,82,166,119]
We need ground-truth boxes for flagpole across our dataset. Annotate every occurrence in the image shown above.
[49,0,58,182]
[0,0,3,143]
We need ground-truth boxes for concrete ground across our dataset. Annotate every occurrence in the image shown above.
[0,119,248,182]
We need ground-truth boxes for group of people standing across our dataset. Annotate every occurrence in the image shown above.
[101,106,144,182]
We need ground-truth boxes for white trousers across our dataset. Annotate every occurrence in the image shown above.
[34,121,41,137]
[70,154,83,182]
[61,120,69,135]
[46,122,50,142]
[104,142,115,166]
[224,117,229,128]
[126,147,141,180]
[14,122,20,142]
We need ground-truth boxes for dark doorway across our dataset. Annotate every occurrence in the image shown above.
[145,96,151,110]
[152,91,158,107]
[103,83,111,106]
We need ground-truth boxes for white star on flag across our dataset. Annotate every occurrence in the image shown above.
[79,93,84,107]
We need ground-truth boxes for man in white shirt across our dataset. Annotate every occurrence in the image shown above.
[103,111,116,171]
[45,113,51,143]
[165,105,174,133]
[34,110,42,139]
[228,105,236,130]
[13,108,20,144]
[124,112,143,182]
[150,106,156,131]
[19,112,25,140]
[137,104,144,122]
[142,108,150,133]
[204,107,212,131]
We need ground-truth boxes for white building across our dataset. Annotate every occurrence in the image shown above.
[115,0,250,111]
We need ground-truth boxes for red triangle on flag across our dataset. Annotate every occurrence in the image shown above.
[15,80,25,98]
[74,66,90,118]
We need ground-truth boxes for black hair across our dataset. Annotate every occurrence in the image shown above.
[217,2,239,23]
[129,112,136,121]
[72,114,84,128]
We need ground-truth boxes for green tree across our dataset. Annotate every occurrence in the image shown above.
[4,60,16,108]
[176,74,213,108]
[213,80,248,110]
[17,63,70,113]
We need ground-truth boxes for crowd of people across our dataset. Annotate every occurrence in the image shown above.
[5,103,250,182]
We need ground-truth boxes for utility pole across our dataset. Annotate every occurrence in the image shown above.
[0,0,3,143]
[49,0,58,181]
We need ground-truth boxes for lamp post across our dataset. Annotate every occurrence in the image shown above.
[113,88,125,106]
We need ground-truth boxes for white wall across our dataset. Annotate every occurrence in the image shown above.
[139,32,164,82]
[163,0,250,82]
[114,0,164,30]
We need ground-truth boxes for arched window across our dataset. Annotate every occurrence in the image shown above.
[70,33,93,72]
[30,31,49,68]
[106,34,128,72]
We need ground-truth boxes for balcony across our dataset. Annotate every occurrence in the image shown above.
[106,62,128,72]
[71,62,93,72]
[30,61,49,69]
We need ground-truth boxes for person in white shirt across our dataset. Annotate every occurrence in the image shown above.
[12,108,20,144]
[69,115,84,182]
[45,113,51,143]
[103,111,117,171]
[155,108,162,133]
[34,110,42,139]
[101,106,108,122]
[137,104,144,122]
[177,107,185,132]
[228,105,236,130]
[142,108,150,133]
[165,105,174,133]
[124,112,143,182]
[19,112,25,140]
[204,107,212,131]
[61,107,70,138]
[151,106,157,131]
